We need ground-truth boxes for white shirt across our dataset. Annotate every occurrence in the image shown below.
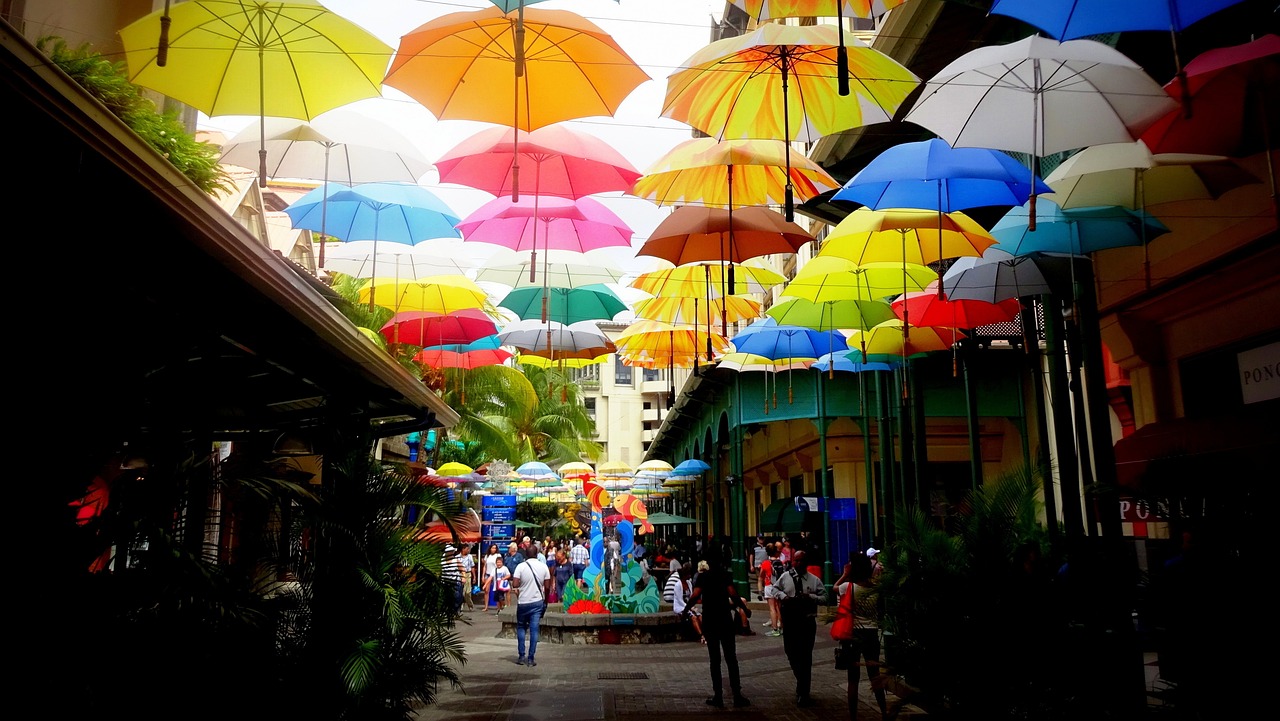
[512,557,551,605]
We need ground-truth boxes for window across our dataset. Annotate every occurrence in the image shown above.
[584,397,596,419]
[614,356,633,385]
[642,367,661,382]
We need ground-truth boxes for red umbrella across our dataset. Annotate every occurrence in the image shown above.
[380,308,498,347]
[434,124,641,201]
[891,287,1022,329]
[414,346,513,370]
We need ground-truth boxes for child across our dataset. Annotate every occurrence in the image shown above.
[493,556,512,615]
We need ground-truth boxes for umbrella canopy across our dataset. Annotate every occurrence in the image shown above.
[904,35,1177,162]
[671,459,711,475]
[557,461,595,477]
[989,199,1171,256]
[597,460,633,476]
[436,461,475,478]
[517,353,610,369]
[473,259,628,290]
[812,351,896,374]
[766,296,898,334]
[285,182,461,245]
[414,337,513,370]
[644,511,700,526]
[631,262,788,299]
[891,289,1022,330]
[632,295,763,326]
[638,206,814,266]
[118,0,391,187]
[322,241,470,281]
[384,6,649,132]
[833,138,1052,211]
[516,461,558,479]
[1043,140,1260,210]
[662,22,918,219]
[783,256,938,303]
[731,317,849,360]
[845,319,966,358]
[358,275,489,314]
[380,308,499,347]
[614,319,732,367]
[636,459,674,474]
[941,248,1061,304]
[497,318,614,356]
[719,352,814,372]
[630,137,839,210]
[817,207,998,266]
[434,124,641,201]
[988,0,1245,39]
[498,284,627,325]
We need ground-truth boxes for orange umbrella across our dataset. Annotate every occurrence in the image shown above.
[638,205,814,266]
[614,319,731,367]
[632,295,762,326]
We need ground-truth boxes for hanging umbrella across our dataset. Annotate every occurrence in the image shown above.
[636,460,674,475]
[845,319,965,359]
[614,319,732,368]
[904,35,1178,228]
[941,248,1061,304]
[783,256,938,303]
[385,5,648,196]
[833,137,1053,213]
[119,0,391,188]
[473,259,629,290]
[557,461,595,478]
[671,459,711,476]
[517,353,610,369]
[988,199,1170,256]
[358,275,489,314]
[731,317,849,361]
[632,295,762,326]
[817,207,998,266]
[661,22,918,219]
[812,350,897,374]
[766,297,898,334]
[322,241,470,281]
[497,318,615,358]
[597,460,633,476]
[379,308,499,348]
[436,461,475,478]
[719,352,816,410]
[285,182,461,246]
[434,123,640,202]
[631,262,788,299]
[637,205,814,266]
[414,336,513,370]
[498,284,627,325]
[891,287,1022,330]
[516,461,558,479]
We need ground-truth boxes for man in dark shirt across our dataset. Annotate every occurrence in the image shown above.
[683,545,750,709]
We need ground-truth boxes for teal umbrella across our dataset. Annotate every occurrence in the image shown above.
[989,199,1169,256]
[498,283,627,324]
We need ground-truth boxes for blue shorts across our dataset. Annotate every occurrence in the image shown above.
[572,563,587,580]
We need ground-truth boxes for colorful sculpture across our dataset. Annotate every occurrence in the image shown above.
[561,480,661,613]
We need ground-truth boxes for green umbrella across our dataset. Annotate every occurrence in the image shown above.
[498,283,627,324]
[512,519,541,529]
[642,511,699,526]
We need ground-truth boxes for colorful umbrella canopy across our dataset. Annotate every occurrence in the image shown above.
[414,337,513,370]
[812,351,896,374]
[118,0,391,187]
[358,275,489,314]
[597,460,633,476]
[731,317,849,360]
[436,461,475,478]
[845,319,966,359]
[988,200,1169,256]
[671,459,711,475]
[637,205,814,266]
[891,288,1023,330]
[285,182,461,246]
[614,319,731,367]
[662,22,919,219]
[630,262,788,299]
[630,137,839,210]
[718,352,814,372]
[941,248,1061,304]
[434,123,641,201]
[632,295,762,327]
[379,308,498,347]
[516,461,558,479]
[384,6,649,132]
[497,284,627,325]
[817,207,998,266]
[557,461,595,478]
[497,318,614,356]
[473,259,628,290]
[322,240,470,281]
[833,138,1053,212]
[766,296,898,334]
[636,459,674,474]
[517,353,609,369]
[989,0,1246,39]
[783,256,938,303]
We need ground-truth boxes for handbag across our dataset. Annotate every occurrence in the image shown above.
[830,586,856,641]
[834,645,850,671]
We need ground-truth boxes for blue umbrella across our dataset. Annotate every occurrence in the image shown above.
[989,199,1170,256]
[516,461,557,479]
[284,181,461,247]
[988,0,1245,40]
[812,351,896,374]
[423,335,503,353]
[671,459,710,476]
[832,138,1052,211]
[731,317,849,361]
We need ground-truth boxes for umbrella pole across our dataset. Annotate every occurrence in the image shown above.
[318,151,331,269]
[723,168,733,337]
[781,48,795,222]
[836,14,849,97]
[258,26,267,189]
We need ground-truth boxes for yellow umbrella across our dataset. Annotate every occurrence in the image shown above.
[631,262,787,300]
[517,353,610,369]
[718,351,816,411]
[597,460,633,476]
[558,461,595,477]
[615,319,732,369]
[119,0,391,188]
[630,137,838,210]
[818,208,998,266]
[844,319,966,360]
[358,275,490,314]
[436,461,475,478]
[783,257,938,303]
[631,295,762,326]
[661,22,918,219]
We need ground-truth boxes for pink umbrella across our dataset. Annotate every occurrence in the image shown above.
[434,124,641,201]
[379,308,499,347]
[455,194,633,286]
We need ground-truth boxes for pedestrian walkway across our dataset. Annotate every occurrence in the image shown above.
[410,605,930,721]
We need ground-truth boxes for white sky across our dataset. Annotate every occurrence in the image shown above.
[199,0,729,269]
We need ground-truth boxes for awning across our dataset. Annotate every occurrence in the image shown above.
[1113,407,1278,489]
[760,498,825,534]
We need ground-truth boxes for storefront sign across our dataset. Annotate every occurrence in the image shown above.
[1119,496,1207,522]
[1238,341,1280,404]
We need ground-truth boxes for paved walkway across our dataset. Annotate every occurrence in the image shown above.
[410,603,927,721]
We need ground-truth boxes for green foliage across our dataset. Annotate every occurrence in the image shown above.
[37,36,232,196]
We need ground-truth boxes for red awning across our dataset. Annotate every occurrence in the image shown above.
[1113,408,1278,489]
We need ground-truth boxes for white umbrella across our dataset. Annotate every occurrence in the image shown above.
[904,35,1178,229]
[323,241,469,280]
[496,319,614,355]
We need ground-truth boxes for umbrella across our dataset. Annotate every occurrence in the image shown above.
[614,319,732,368]
[379,308,499,348]
[322,241,470,281]
[637,205,814,266]
[643,511,700,526]
[731,317,849,361]
[671,459,711,476]
[436,461,475,478]
[497,284,627,325]
[517,353,610,369]
[832,138,1053,212]
[285,182,461,245]
[516,461,558,479]
[636,460,674,474]
[358,275,489,314]
[414,337,513,370]
[817,207,998,266]
[473,259,629,290]
[557,461,595,478]
[727,1,912,95]
[384,5,648,198]
[845,319,966,359]
[597,460,633,476]
[631,295,762,326]
[988,199,1171,256]
[719,352,816,410]
[661,22,918,219]
[766,297,898,334]
[783,256,938,303]
[434,123,640,202]
[631,137,839,211]
[941,248,1060,304]
[631,262,788,300]
[891,287,1023,330]
[904,35,1178,228]
[119,0,391,187]
[812,351,896,374]
[497,318,615,358]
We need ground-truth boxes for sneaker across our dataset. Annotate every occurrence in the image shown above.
[761,621,772,628]
[516,657,526,666]
[705,696,724,708]
[528,659,537,667]
[733,695,751,707]
[766,630,782,637]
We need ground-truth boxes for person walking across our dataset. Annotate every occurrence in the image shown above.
[493,556,512,615]
[761,544,784,636]
[832,552,888,720]
[552,548,573,603]
[481,543,501,610]
[568,537,590,588]
[510,543,552,667]
[682,545,750,709]
[773,549,825,707]
[458,543,476,612]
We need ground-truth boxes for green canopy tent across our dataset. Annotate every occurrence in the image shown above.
[642,511,700,526]
[760,498,825,535]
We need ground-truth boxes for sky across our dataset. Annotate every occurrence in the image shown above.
[199,0,731,276]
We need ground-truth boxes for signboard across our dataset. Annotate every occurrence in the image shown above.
[1238,341,1280,404]
[795,496,825,512]
[482,494,518,548]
